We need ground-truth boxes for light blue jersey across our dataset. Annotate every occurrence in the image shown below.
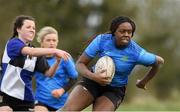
[34,57,78,109]
[85,34,156,87]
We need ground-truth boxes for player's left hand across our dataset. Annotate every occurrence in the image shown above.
[51,88,65,98]
[55,57,61,62]
[136,79,147,90]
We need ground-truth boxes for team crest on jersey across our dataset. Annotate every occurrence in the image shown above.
[121,56,129,61]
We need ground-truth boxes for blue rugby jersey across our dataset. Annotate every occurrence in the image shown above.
[34,56,78,109]
[85,34,156,87]
[0,38,49,102]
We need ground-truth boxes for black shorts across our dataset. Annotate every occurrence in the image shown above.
[78,77,126,109]
[35,100,57,111]
[0,92,34,111]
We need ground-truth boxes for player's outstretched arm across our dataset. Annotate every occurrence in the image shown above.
[21,47,70,60]
[136,55,164,90]
[22,47,70,77]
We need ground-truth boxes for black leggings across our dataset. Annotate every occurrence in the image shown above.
[0,92,34,111]
[78,77,126,109]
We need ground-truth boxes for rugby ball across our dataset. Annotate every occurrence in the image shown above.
[94,56,115,82]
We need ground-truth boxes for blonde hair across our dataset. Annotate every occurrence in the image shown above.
[37,26,58,43]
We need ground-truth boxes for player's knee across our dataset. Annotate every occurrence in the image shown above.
[0,106,13,112]
[61,105,70,111]
[61,104,77,111]
[34,105,48,112]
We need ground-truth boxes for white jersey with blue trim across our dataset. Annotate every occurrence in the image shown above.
[85,34,156,87]
[0,38,49,102]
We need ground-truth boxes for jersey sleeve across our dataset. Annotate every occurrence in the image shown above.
[7,39,26,58]
[35,56,50,74]
[63,57,78,79]
[137,49,156,66]
[84,35,102,58]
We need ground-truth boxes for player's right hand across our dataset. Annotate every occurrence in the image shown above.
[55,49,70,61]
[51,88,65,98]
[93,69,111,86]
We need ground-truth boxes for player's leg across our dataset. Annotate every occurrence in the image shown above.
[93,95,115,111]
[61,85,94,111]
[34,105,49,112]
[1,92,34,111]
[34,101,57,111]
[93,96,115,111]
[0,95,13,112]
[34,101,57,112]
[0,106,13,112]
[93,86,126,111]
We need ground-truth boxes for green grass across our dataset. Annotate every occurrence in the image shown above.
[83,96,180,111]
[82,89,180,111]
[119,92,180,111]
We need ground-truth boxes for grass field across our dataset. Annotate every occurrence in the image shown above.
[84,94,180,111]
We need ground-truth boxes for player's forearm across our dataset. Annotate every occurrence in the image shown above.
[140,55,164,84]
[141,64,159,84]
[76,62,94,80]
[22,47,57,57]
[45,60,60,77]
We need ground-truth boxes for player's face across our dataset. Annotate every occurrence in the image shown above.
[114,22,133,47]
[17,20,35,43]
[41,33,58,49]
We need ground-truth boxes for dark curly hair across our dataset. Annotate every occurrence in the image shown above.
[85,16,136,45]
[110,16,136,36]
